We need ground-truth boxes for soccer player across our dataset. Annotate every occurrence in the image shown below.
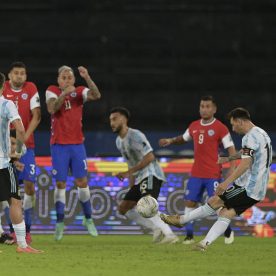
[2,61,41,244]
[159,95,236,244]
[0,130,25,245]
[0,72,42,253]
[161,107,272,251]
[46,65,100,240]
[110,107,179,244]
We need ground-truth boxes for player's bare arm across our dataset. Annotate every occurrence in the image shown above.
[128,174,135,188]
[24,107,41,142]
[10,118,25,159]
[225,145,237,176]
[78,66,101,101]
[116,152,155,180]
[46,87,74,114]
[14,161,25,172]
[218,150,242,164]
[159,135,185,147]
[215,157,252,195]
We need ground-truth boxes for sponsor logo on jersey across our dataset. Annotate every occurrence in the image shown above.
[192,130,197,134]
[70,92,77,98]
[208,129,215,136]
[6,94,13,98]
[21,93,28,100]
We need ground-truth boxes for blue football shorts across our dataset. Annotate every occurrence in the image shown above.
[184,177,222,202]
[51,144,88,181]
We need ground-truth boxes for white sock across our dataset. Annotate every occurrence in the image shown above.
[54,188,66,204]
[150,212,175,236]
[23,194,35,209]
[125,208,156,230]
[202,217,231,245]
[180,203,216,224]
[0,217,4,234]
[185,206,196,221]
[77,187,91,202]
[13,221,27,248]
[2,201,9,209]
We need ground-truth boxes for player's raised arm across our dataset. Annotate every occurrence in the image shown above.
[78,66,101,101]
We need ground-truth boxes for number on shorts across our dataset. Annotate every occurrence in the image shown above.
[140,180,148,195]
[83,160,88,170]
[30,164,36,175]
[198,134,204,144]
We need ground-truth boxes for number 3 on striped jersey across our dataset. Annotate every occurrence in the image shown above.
[198,134,204,144]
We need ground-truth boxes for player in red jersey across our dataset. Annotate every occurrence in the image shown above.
[159,95,236,244]
[46,65,101,240]
[2,62,41,244]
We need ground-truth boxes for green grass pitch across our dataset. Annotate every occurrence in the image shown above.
[1,235,276,276]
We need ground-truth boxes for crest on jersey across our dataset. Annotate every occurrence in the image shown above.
[208,129,215,136]
[52,169,57,175]
[21,93,28,100]
[70,92,77,98]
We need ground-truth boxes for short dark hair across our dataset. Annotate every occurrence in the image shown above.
[200,95,216,105]
[110,106,130,120]
[0,72,6,89]
[9,61,26,73]
[227,107,251,121]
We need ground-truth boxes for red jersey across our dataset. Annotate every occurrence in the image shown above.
[45,85,89,145]
[183,118,234,178]
[3,81,40,148]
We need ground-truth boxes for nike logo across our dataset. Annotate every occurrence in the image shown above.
[6,95,13,98]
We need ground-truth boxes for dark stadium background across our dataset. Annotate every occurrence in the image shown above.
[1,0,276,156]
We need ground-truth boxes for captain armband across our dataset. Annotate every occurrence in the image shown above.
[242,147,255,158]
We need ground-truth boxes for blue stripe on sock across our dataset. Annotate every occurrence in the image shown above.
[80,200,92,219]
[55,201,65,222]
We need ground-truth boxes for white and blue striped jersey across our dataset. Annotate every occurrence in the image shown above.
[235,126,272,201]
[0,97,21,169]
[116,128,166,184]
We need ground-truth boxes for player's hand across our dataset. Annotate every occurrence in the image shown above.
[116,171,130,181]
[159,138,171,147]
[62,85,75,95]
[78,66,90,79]
[10,152,22,161]
[14,161,25,172]
[215,183,228,196]
[217,156,229,164]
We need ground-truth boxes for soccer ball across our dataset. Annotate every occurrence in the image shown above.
[136,195,159,218]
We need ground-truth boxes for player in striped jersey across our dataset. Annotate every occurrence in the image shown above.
[159,95,236,244]
[110,107,179,244]
[161,107,272,251]
[3,62,41,244]
[0,72,42,253]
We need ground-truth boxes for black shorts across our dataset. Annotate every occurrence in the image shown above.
[0,164,21,202]
[219,184,259,215]
[124,175,163,202]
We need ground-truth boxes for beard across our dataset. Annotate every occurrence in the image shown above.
[112,125,122,133]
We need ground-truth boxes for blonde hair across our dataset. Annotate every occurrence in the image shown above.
[58,65,74,75]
